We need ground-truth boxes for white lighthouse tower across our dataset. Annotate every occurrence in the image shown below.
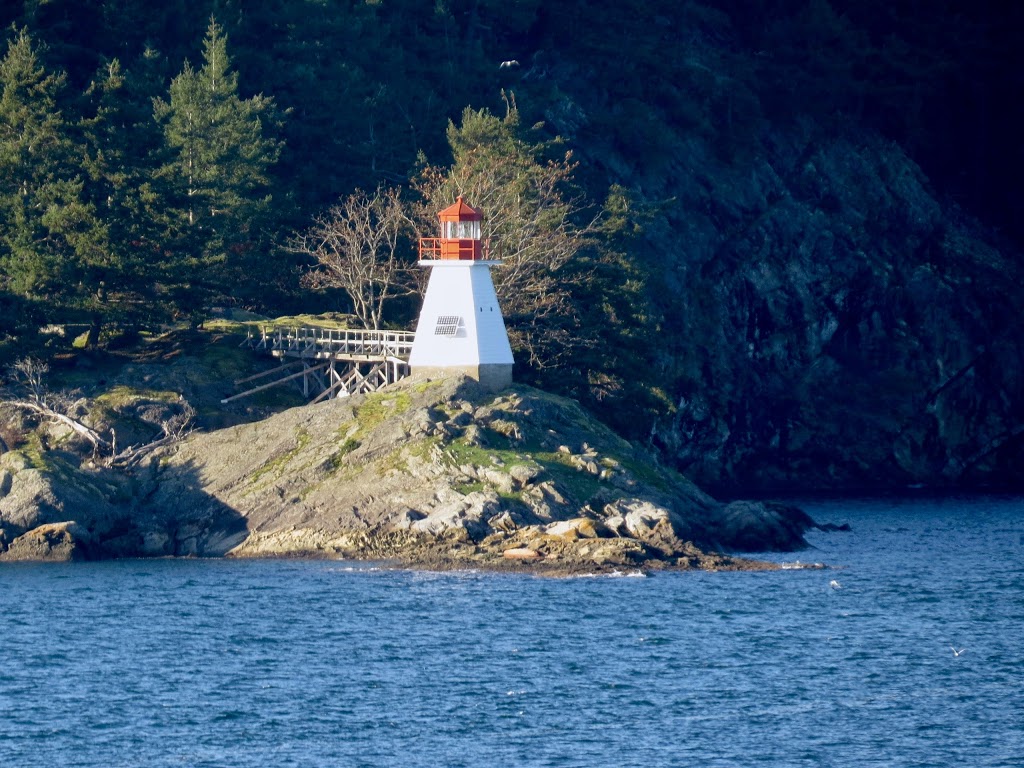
[409,197,513,391]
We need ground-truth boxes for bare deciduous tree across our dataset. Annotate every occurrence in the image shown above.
[10,357,50,405]
[290,185,416,330]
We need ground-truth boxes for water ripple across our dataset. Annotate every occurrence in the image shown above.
[1,497,1022,766]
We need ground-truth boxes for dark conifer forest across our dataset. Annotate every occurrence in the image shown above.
[1,0,1022,493]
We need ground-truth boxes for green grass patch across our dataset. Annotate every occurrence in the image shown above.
[454,480,486,495]
[406,436,439,460]
[227,313,355,339]
[324,437,360,473]
[201,319,256,335]
[617,454,672,492]
[497,489,528,506]
[376,446,410,476]
[194,341,257,382]
[373,437,437,477]
[14,441,47,471]
[444,438,517,470]
[353,390,412,434]
[94,385,181,408]
[536,458,604,503]
[442,439,541,498]
[411,378,445,394]
[267,312,354,329]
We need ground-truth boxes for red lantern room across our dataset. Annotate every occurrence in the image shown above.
[418,196,490,261]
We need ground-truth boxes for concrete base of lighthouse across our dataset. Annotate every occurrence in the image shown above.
[411,363,513,392]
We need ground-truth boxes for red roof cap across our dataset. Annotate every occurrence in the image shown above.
[437,195,482,222]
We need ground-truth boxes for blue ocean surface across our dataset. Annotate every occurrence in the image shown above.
[1,495,1022,767]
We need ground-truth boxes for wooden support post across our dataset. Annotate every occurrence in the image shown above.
[234,360,304,386]
[311,377,343,404]
[220,363,329,404]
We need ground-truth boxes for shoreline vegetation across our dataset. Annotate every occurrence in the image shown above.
[0,322,836,572]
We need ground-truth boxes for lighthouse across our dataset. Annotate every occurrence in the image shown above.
[408,197,514,391]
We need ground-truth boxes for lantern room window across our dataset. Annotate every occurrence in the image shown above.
[444,220,480,239]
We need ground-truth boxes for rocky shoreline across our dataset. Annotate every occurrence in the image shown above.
[0,374,833,572]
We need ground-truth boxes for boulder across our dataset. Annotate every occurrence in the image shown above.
[602,499,673,539]
[0,521,93,562]
[503,546,541,560]
[391,508,428,531]
[486,508,540,533]
[410,491,499,540]
[507,463,540,488]
[478,466,515,494]
[140,528,173,556]
[0,452,134,537]
[715,500,815,552]
[596,498,695,556]
[544,517,609,540]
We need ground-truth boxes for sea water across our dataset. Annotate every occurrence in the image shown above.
[1,496,1022,767]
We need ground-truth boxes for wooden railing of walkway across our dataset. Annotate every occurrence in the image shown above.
[222,326,415,404]
[253,326,415,361]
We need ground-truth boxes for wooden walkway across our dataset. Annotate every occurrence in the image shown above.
[254,326,415,361]
[222,326,414,404]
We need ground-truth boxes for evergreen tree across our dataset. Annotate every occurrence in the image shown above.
[153,16,282,321]
[0,28,83,316]
[560,187,667,434]
[74,58,162,346]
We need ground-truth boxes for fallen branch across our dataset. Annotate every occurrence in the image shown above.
[6,399,112,452]
[106,403,196,469]
[3,356,195,470]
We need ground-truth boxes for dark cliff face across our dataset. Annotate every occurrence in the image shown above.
[523,8,1024,494]
[651,131,1024,493]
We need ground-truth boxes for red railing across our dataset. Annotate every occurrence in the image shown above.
[418,238,492,261]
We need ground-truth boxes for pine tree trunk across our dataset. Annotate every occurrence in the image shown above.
[86,314,103,349]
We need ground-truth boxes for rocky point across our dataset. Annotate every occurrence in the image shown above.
[0,374,827,572]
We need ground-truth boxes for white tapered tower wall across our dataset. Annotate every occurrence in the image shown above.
[409,261,513,391]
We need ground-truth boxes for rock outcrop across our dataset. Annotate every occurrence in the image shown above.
[0,521,93,562]
[0,374,826,570]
